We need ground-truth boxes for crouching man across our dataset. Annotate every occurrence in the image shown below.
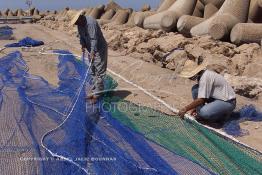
[70,10,108,102]
[178,60,236,122]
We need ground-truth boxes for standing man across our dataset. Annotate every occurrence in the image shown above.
[177,60,236,122]
[70,10,108,102]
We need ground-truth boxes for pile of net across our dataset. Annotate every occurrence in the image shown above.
[5,37,44,47]
[0,50,220,175]
[223,105,262,136]
[0,25,13,40]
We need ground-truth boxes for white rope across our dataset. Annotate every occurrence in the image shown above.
[4,40,262,155]
[40,53,91,175]
[38,45,262,155]
[38,51,160,174]
[106,68,262,155]
[38,51,158,174]
[0,47,6,52]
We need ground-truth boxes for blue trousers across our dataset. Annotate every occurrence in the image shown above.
[191,84,236,121]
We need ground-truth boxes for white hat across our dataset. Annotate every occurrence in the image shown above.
[179,60,207,78]
[70,10,85,26]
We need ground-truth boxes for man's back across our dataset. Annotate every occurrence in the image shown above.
[78,16,107,52]
[198,70,236,101]
[85,16,106,44]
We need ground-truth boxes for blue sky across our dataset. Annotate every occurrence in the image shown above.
[0,0,161,11]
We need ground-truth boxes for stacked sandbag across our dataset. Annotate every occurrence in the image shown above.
[17,9,24,17]
[110,9,130,25]
[134,11,156,28]
[55,8,71,22]
[8,10,14,17]
[192,0,204,17]
[89,5,105,19]
[99,9,129,25]
[204,3,218,19]
[13,9,18,16]
[248,0,262,23]
[143,0,197,31]
[84,8,93,16]
[45,10,50,15]
[199,0,225,8]
[177,15,205,35]
[127,8,133,14]
[3,9,10,17]
[104,0,122,11]
[100,9,115,20]
[122,8,137,26]
[231,23,262,44]
[33,9,42,21]
[125,11,137,26]
[66,10,78,20]
[57,7,70,17]
[33,9,39,16]
[29,7,35,16]
[157,0,177,12]
[141,4,151,12]
[191,0,250,40]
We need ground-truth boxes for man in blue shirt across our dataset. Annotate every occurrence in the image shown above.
[71,11,108,102]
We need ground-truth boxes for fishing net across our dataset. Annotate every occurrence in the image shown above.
[5,37,44,47]
[0,25,13,40]
[0,28,261,174]
[0,50,217,175]
[223,105,262,136]
[103,92,262,175]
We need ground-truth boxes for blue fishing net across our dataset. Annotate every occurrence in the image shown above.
[223,105,262,136]
[5,37,44,47]
[0,50,214,175]
[0,25,13,40]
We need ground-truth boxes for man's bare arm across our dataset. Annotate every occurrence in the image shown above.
[178,98,206,118]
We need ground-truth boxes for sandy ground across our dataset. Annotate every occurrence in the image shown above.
[0,24,261,152]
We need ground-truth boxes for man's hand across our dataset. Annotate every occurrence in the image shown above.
[177,99,205,119]
[189,108,197,117]
[81,46,85,53]
[178,108,187,119]
[90,52,95,61]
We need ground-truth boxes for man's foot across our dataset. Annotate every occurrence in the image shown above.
[90,96,98,104]
[85,95,98,104]
[86,94,95,100]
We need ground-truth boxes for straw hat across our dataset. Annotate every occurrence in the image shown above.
[70,10,85,26]
[179,60,207,78]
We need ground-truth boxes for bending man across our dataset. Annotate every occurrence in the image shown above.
[178,60,236,122]
[71,10,108,102]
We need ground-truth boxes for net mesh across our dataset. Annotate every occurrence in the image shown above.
[0,50,218,175]
[0,22,262,173]
[0,25,13,40]
[223,105,262,136]
[103,80,262,175]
